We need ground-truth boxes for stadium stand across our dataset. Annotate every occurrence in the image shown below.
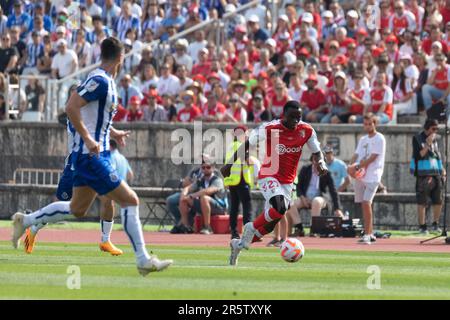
[0,0,448,124]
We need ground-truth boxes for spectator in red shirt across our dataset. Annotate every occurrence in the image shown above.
[177,90,201,122]
[198,91,227,122]
[126,96,144,122]
[113,104,128,122]
[441,0,450,25]
[223,93,248,123]
[269,80,289,119]
[422,25,448,56]
[337,71,370,124]
[300,74,327,122]
[191,48,211,77]
[322,71,349,124]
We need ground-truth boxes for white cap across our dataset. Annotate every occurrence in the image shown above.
[432,41,443,49]
[58,7,68,15]
[284,51,297,65]
[175,38,188,48]
[278,14,289,22]
[347,10,358,19]
[199,47,209,55]
[265,38,276,47]
[302,12,314,23]
[56,38,67,47]
[56,25,66,34]
[334,71,346,80]
[225,4,236,13]
[247,14,260,23]
[322,10,333,19]
[124,38,132,47]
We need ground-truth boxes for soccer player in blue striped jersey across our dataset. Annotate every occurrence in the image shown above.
[23,118,125,256]
[12,37,172,276]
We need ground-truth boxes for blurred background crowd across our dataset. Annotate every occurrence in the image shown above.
[0,0,449,124]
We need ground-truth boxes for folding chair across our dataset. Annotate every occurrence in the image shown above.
[143,179,181,231]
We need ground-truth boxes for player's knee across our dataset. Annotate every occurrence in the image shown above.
[269,195,287,215]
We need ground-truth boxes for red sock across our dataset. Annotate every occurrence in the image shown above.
[253,208,283,229]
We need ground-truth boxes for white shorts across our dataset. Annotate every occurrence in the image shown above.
[258,177,293,210]
[354,180,379,203]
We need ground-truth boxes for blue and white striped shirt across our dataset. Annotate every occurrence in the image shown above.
[25,42,44,67]
[114,14,141,41]
[73,68,118,155]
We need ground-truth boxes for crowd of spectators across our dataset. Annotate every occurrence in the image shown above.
[0,0,449,124]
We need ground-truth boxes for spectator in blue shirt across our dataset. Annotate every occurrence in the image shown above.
[115,1,141,41]
[87,15,112,44]
[324,145,350,192]
[7,1,31,39]
[119,73,144,108]
[22,31,44,74]
[246,14,269,47]
[159,4,186,39]
[28,3,52,32]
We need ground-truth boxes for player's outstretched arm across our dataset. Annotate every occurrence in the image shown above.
[110,126,131,147]
[312,151,328,177]
[66,92,99,156]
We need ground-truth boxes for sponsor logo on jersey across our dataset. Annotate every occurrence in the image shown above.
[275,144,302,154]
[85,79,99,92]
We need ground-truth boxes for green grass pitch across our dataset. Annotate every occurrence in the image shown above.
[0,241,449,300]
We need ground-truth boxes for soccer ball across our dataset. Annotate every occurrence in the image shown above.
[280,238,305,263]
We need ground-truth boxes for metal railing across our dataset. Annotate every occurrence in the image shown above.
[11,168,62,186]
[12,0,266,121]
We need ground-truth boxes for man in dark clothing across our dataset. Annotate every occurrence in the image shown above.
[411,118,445,234]
[287,155,343,236]
[0,32,19,74]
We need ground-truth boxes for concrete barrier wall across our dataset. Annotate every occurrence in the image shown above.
[1,184,449,230]
[1,122,449,193]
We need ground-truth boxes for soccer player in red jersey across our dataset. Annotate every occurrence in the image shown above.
[221,100,328,265]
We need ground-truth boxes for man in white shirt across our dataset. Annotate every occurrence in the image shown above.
[174,39,193,73]
[348,113,386,244]
[188,30,207,65]
[157,63,180,97]
[51,39,78,79]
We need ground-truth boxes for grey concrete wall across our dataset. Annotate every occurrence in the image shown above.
[1,184,449,230]
[1,122,449,193]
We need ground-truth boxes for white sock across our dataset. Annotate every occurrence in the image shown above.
[23,202,72,228]
[120,206,150,263]
[101,220,114,242]
[30,223,47,235]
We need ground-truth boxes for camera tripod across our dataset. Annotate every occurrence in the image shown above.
[420,112,449,244]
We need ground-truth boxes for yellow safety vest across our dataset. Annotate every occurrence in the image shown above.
[223,141,255,188]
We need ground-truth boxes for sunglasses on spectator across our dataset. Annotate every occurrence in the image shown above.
[229,99,238,103]
[182,96,192,101]
[275,87,283,90]
[161,66,169,70]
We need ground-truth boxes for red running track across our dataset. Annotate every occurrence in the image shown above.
[0,227,449,253]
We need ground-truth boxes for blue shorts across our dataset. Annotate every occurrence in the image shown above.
[56,159,74,201]
[72,151,122,196]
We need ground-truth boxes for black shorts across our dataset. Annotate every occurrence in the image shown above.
[336,113,353,123]
[416,176,443,205]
